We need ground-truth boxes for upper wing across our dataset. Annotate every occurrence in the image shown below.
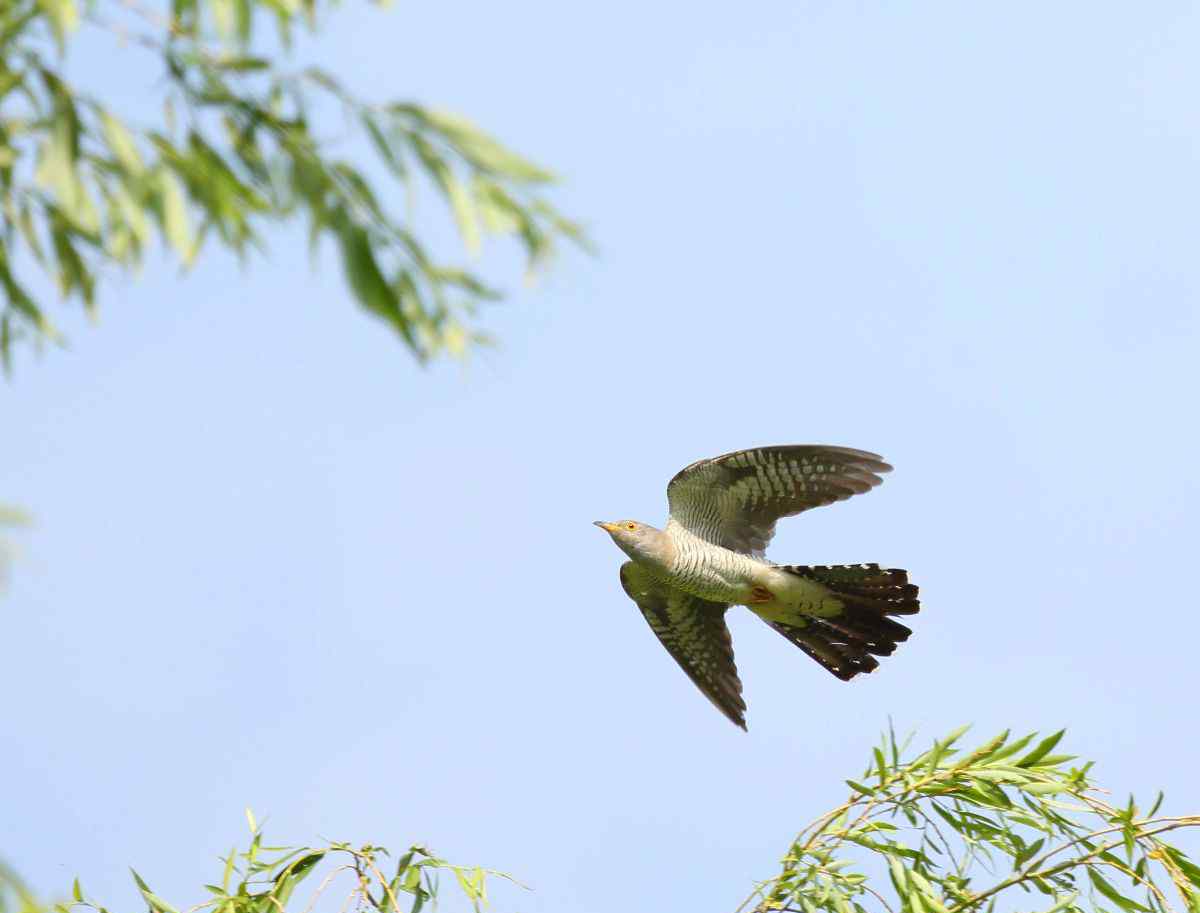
[618,561,746,730]
[666,445,892,556]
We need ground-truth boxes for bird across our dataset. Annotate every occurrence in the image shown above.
[594,444,919,730]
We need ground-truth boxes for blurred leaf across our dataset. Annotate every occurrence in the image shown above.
[361,114,406,179]
[0,505,31,526]
[158,170,195,264]
[101,112,143,175]
[422,109,553,182]
[408,133,478,254]
[216,57,270,72]
[36,0,77,47]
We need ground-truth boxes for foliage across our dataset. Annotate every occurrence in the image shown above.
[4,729,1199,913]
[0,860,40,913]
[0,503,30,590]
[742,727,1200,913]
[1,814,518,913]
[0,0,588,371]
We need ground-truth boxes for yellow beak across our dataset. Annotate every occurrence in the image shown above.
[593,521,618,532]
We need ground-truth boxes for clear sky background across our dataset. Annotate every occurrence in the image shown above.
[3,2,1199,911]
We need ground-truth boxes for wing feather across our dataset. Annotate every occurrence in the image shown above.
[666,445,892,556]
[618,562,746,729]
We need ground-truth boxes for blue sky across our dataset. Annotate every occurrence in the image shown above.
[3,2,1199,911]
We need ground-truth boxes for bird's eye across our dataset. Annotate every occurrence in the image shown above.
[625,522,637,531]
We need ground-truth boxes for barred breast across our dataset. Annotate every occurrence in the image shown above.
[664,520,764,604]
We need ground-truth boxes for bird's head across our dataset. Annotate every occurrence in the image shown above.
[593,519,669,563]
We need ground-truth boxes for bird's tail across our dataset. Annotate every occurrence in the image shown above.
[768,564,919,681]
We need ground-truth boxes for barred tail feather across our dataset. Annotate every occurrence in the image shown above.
[770,563,920,681]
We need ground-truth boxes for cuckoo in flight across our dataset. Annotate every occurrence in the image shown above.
[595,445,920,730]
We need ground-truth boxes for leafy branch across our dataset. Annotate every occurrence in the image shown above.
[0,0,589,371]
[1,814,522,913]
[741,726,1200,913]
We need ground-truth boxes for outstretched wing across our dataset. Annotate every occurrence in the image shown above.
[666,445,892,556]
[618,561,746,730]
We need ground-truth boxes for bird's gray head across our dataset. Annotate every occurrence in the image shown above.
[593,519,671,563]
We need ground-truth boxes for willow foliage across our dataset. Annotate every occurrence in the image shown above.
[744,727,1200,913]
[0,0,587,371]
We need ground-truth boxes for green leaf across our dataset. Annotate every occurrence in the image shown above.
[942,724,972,747]
[986,732,1037,763]
[35,110,98,234]
[1123,825,1137,863]
[72,878,82,902]
[473,177,521,234]
[211,0,236,41]
[444,172,479,255]
[846,780,876,797]
[914,725,971,771]
[1088,868,1151,913]
[423,109,554,182]
[408,134,478,255]
[874,747,888,783]
[1017,731,1066,768]
[1037,754,1078,767]
[271,852,324,906]
[402,864,421,892]
[929,802,966,835]
[215,57,270,72]
[1042,892,1080,913]
[335,219,414,349]
[130,870,180,913]
[221,847,236,892]
[270,0,302,15]
[113,185,151,248]
[887,855,909,893]
[37,0,78,46]
[951,731,1010,770]
[431,268,501,300]
[1025,783,1068,796]
[274,851,323,886]
[1162,848,1200,887]
[16,202,46,265]
[362,115,406,179]
[158,170,195,264]
[0,246,52,336]
[0,68,24,102]
[51,222,95,307]
[1014,837,1046,869]
[1148,791,1165,817]
[101,112,143,175]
